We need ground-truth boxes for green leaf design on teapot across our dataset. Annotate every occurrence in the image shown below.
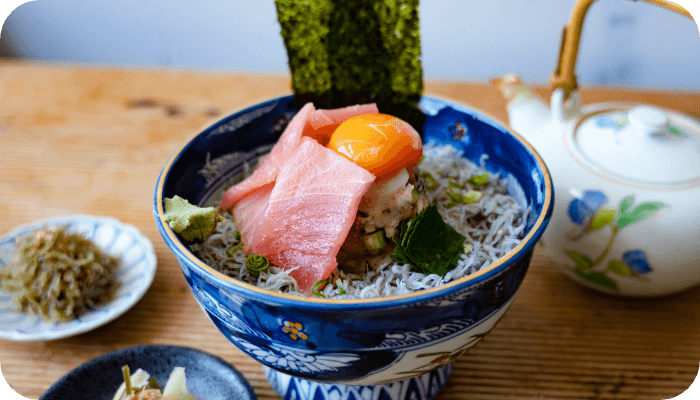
[565,191,663,291]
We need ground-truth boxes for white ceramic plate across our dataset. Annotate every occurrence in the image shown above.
[0,215,157,341]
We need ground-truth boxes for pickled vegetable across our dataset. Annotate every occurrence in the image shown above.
[0,226,120,322]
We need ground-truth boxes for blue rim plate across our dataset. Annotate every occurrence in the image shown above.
[39,345,257,400]
[0,215,157,341]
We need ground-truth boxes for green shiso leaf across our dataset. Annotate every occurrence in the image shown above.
[163,195,223,243]
[274,0,424,130]
[391,203,467,277]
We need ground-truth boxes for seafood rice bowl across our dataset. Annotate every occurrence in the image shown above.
[154,95,552,400]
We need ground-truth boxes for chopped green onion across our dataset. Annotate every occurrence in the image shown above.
[467,172,489,186]
[365,230,387,250]
[463,244,473,254]
[421,171,437,190]
[448,177,464,189]
[227,242,244,257]
[463,190,482,203]
[411,188,420,205]
[312,280,327,297]
[445,188,482,208]
[418,155,425,164]
[336,279,346,295]
[235,231,241,240]
[245,254,270,277]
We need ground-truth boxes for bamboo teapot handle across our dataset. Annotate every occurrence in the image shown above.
[550,0,693,98]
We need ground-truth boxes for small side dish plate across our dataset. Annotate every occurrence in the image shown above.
[0,215,157,341]
[39,345,257,400]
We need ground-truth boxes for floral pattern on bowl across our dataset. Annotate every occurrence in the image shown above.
[184,253,528,384]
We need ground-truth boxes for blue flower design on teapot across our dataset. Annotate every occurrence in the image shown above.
[564,190,663,291]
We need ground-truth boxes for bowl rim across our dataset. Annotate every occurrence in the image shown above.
[153,94,553,307]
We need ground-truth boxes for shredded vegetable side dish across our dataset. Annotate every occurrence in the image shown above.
[113,365,197,400]
[0,226,120,322]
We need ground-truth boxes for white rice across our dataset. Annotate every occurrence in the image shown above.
[189,143,529,299]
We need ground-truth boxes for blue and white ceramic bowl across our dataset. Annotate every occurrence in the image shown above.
[154,96,553,400]
[0,215,157,341]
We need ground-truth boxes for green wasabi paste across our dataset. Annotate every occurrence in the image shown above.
[164,195,223,243]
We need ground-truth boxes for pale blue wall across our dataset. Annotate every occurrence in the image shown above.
[1,0,698,89]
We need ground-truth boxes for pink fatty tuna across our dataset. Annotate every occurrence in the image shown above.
[220,103,316,211]
[220,103,378,210]
[220,103,378,293]
[231,182,274,253]
[304,103,379,146]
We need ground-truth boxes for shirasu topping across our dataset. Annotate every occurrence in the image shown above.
[189,144,528,299]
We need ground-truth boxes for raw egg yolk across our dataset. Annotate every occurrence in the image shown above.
[327,114,422,179]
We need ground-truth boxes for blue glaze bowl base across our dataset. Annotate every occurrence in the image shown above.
[264,363,453,400]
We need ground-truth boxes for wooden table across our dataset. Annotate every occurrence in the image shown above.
[1,60,699,400]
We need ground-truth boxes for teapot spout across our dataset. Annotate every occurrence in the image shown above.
[492,73,551,138]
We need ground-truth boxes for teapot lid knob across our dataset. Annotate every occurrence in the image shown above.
[628,106,669,136]
[570,104,700,187]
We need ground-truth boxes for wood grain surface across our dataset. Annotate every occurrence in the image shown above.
[1,60,699,400]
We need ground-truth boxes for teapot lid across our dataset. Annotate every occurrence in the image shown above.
[568,104,700,188]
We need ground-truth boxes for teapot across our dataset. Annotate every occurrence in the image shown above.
[493,0,700,297]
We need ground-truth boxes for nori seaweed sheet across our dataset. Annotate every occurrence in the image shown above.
[275,0,425,131]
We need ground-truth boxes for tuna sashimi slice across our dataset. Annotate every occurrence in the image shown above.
[316,103,379,123]
[221,102,315,211]
[304,103,379,146]
[248,137,376,292]
[232,183,273,253]
[267,251,337,293]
